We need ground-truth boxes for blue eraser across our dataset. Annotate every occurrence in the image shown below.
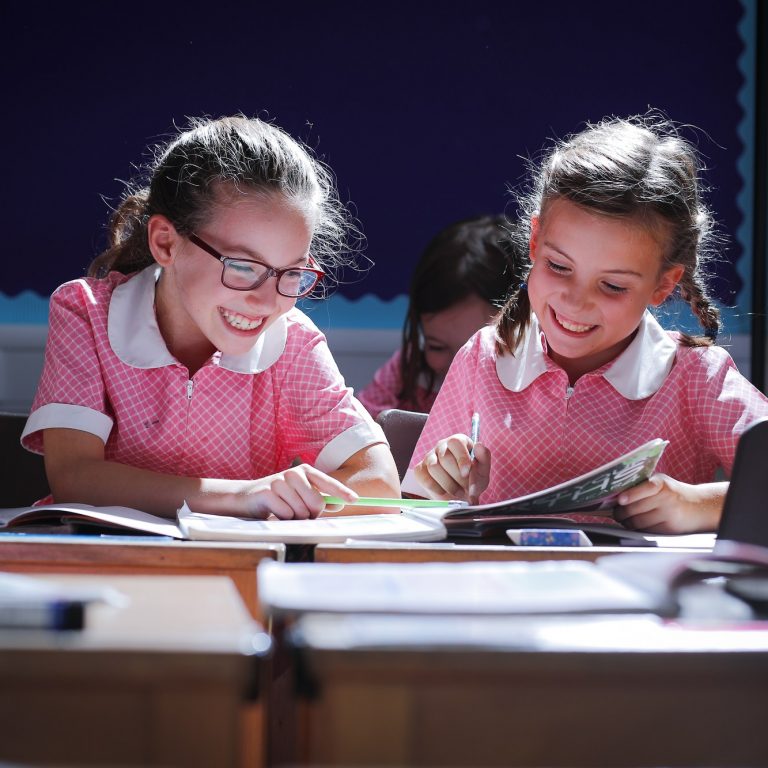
[507,528,592,547]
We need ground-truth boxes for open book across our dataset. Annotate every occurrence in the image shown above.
[410,438,669,541]
[0,502,447,544]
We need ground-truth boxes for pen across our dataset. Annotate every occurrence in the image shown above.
[469,412,480,460]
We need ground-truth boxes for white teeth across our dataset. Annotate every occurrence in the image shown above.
[220,309,263,331]
[556,313,594,333]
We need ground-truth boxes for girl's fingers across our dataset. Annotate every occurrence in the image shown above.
[437,435,475,484]
[414,456,464,499]
[253,493,294,521]
[468,443,491,504]
[270,477,314,519]
[282,471,328,519]
[617,475,665,506]
[245,466,358,520]
[618,507,672,533]
[301,465,359,502]
[445,436,474,480]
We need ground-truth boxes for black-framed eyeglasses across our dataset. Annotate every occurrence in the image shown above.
[189,233,325,298]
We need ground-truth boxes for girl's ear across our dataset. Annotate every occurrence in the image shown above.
[650,264,685,306]
[147,215,180,267]
[529,216,540,262]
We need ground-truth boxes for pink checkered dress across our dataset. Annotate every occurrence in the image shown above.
[358,349,439,419]
[23,267,385,481]
[402,312,768,502]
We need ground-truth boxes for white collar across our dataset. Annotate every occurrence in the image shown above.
[108,265,288,373]
[495,309,677,400]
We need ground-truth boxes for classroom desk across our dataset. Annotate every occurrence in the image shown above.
[0,573,270,768]
[314,539,710,564]
[0,534,285,621]
[286,610,768,767]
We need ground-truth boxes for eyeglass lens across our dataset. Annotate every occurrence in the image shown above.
[222,260,318,297]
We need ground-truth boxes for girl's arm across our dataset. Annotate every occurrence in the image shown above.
[43,428,366,520]
[613,474,727,533]
[327,443,401,513]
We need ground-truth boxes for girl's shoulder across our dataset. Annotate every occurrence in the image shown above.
[474,324,504,361]
[284,306,324,336]
[52,270,134,304]
[50,271,137,319]
[281,307,334,354]
[668,331,738,375]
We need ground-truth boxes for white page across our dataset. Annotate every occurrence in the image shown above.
[258,560,665,616]
[177,504,445,543]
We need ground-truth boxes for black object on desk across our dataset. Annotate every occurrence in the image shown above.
[717,416,768,549]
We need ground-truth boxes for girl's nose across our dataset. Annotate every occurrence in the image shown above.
[561,281,591,310]
[245,279,280,309]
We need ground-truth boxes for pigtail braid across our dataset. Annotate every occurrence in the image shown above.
[677,269,720,346]
[495,279,532,356]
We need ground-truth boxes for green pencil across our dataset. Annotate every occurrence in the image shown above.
[322,495,466,509]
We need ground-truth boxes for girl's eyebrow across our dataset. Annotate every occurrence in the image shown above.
[603,268,644,277]
[215,239,308,266]
[542,241,642,277]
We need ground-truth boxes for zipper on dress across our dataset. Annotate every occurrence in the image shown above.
[186,380,195,400]
[565,385,574,400]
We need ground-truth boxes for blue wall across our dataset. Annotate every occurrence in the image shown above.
[1,0,756,335]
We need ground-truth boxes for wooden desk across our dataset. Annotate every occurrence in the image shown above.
[0,573,269,768]
[287,611,768,767]
[0,534,285,621]
[315,540,708,564]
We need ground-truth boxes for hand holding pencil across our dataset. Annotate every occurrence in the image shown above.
[412,411,491,505]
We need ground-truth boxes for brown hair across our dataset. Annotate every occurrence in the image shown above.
[496,115,721,355]
[89,115,361,287]
[399,215,524,406]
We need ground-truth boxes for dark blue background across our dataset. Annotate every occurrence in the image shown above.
[2,0,746,303]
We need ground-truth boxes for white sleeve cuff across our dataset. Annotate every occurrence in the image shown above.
[315,421,387,473]
[22,403,114,445]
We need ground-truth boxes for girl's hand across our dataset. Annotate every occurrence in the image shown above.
[242,465,358,520]
[614,474,727,534]
[413,434,491,505]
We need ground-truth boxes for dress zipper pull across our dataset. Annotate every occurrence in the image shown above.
[186,380,194,400]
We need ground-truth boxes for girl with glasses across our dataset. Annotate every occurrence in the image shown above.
[22,115,399,519]
[404,115,768,534]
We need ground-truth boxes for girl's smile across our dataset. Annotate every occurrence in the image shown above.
[528,198,682,383]
[551,308,596,335]
[218,307,266,334]
[151,191,314,373]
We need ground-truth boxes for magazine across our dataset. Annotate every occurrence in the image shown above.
[414,438,668,538]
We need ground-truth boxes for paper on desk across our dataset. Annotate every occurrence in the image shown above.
[177,503,446,543]
[258,560,671,616]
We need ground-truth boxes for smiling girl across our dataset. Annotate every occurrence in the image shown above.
[404,115,768,533]
[22,115,399,519]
